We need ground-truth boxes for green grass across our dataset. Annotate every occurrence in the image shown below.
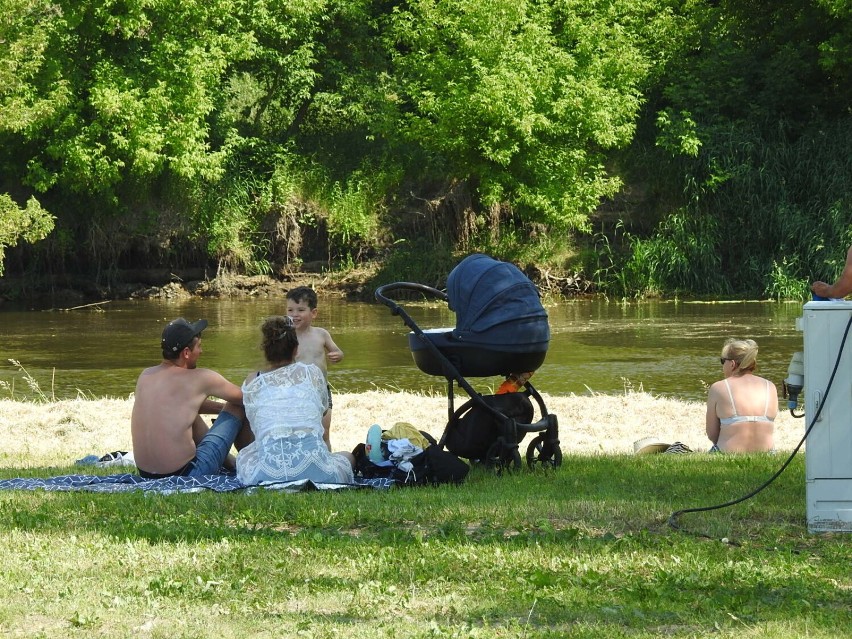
[0,453,848,638]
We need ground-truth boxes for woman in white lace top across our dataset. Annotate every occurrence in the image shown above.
[236,316,355,485]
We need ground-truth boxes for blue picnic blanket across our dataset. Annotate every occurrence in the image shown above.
[0,473,395,494]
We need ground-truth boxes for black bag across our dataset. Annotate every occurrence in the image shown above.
[352,431,468,486]
[423,445,469,484]
[444,393,534,460]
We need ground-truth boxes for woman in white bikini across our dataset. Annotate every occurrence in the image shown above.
[705,338,778,453]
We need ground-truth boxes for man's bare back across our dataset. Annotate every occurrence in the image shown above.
[131,362,242,473]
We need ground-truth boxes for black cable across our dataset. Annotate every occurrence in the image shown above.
[668,313,852,534]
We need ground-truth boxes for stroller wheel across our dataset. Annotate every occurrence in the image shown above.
[526,435,563,469]
[484,440,522,474]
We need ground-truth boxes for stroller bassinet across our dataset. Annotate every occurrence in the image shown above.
[375,254,561,470]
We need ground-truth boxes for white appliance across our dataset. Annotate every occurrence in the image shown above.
[801,300,852,532]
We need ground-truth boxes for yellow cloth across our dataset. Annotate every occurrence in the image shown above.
[381,422,431,449]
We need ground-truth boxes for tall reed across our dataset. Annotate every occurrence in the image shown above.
[603,116,852,298]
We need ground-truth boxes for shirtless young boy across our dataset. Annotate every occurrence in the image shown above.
[131,318,253,478]
[285,287,344,450]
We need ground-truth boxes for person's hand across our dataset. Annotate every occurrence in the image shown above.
[811,281,832,297]
[327,351,344,363]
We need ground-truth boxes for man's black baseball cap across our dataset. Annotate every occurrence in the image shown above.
[161,318,208,353]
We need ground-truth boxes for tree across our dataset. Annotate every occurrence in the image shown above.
[366,0,656,230]
[0,194,54,276]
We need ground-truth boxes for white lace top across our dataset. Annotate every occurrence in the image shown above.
[236,362,353,485]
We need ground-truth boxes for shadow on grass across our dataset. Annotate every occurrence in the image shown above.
[0,452,809,545]
[4,454,850,636]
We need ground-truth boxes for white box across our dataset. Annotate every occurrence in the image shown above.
[802,301,852,532]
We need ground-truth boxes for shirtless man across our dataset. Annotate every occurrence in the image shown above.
[131,318,253,478]
[285,287,344,449]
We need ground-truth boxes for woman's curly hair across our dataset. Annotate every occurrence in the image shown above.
[260,316,298,363]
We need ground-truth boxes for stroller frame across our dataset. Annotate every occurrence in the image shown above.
[376,282,561,471]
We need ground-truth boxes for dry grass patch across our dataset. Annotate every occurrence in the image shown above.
[0,389,805,467]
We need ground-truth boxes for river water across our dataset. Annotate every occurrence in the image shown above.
[0,297,806,402]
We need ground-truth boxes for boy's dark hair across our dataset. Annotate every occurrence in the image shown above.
[286,286,318,309]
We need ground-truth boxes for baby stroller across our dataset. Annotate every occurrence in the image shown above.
[375,254,561,471]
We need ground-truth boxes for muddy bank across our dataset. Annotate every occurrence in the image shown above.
[0,260,590,308]
[0,264,379,308]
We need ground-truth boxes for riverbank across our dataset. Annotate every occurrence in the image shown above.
[1,390,804,468]
[0,258,590,308]
[0,268,373,308]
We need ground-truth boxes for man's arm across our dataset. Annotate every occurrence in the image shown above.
[200,369,244,406]
[200,399,224,415]
[812,244,852,299]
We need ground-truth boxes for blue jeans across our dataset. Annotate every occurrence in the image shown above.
[184,410,243,477]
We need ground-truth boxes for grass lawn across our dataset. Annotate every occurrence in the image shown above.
[1,451,848,638]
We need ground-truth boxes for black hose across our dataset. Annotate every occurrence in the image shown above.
[668,313,852,534]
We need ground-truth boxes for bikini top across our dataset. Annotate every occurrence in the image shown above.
[719,378,775,426]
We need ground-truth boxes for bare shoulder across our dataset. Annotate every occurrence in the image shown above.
[194,366,222,380]
[184,366,233,391]
[707,379,725,393]
[706,379,727,401]
[137,364,164,379]
[758,375,779,394]
[299,326,326,342]
[313,326,332,338]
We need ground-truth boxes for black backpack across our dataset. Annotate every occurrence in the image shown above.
[444,393,534,460]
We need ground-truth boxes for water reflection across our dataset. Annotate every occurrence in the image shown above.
[0,298,805,402]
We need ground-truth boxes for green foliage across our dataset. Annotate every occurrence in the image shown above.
[368,238,457,289]
[0,194,54,276]
[613,1,852,298]
[766,257,812,301]
[816,0,852,96]
[655,108,701,157]
[267,155,401,261]
[218,0,328,140]
[654,0,851,132]
[197,173,273,276]
[591,223,635,299]
[302,165,392,258]
[699,118,852,297]
[0,0,69,135]
[1,0,255,196]
[472,219,577,272]
[630,208,723,296]
[2,0,852,296]
[595,210,723,298]
[373,0,654,230]
[612,114,852,298]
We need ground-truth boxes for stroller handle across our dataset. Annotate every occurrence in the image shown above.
[374,282,448,311]
[375,282,447,306]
